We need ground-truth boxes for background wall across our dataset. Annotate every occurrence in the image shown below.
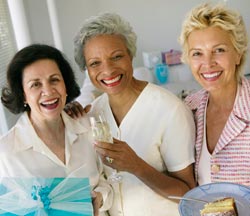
[22,0,250,86]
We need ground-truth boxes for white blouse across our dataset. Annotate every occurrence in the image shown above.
[197,120,212,185]
[0,111,113,214]
[89,83,196,216]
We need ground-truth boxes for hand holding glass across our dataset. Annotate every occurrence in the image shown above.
[89,114,122,183]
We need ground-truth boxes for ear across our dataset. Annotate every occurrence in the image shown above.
[235,52,242,65]
[23,93,27,104]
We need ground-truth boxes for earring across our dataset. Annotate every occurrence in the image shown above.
[24,103,27,107]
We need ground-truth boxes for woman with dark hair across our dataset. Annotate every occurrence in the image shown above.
[0,44,112,216]
[1,44,80,113]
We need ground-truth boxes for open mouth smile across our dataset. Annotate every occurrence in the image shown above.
[202,71,222,80]
[102,75,122,86]
[41,98,59,109]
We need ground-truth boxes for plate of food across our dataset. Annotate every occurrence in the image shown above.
[178,182,250,216]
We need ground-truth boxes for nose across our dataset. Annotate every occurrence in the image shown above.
[102,60,115,73]
[202,53,216,67]
[41,83,55,96]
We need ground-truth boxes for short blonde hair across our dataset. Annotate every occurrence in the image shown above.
[179,3,248,80]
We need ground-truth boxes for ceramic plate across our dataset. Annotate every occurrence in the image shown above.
[178,182,250,216]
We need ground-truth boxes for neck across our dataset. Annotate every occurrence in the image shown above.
[30,115,64,134]
[208,82,238,110]
[29,113,66,163]
[108,79,147,125]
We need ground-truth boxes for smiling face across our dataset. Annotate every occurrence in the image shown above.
[187,26,241,92]
[84,34,134,95]
[22,59,67,122]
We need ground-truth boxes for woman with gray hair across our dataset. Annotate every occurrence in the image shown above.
[73,12,196,216]
[179,3,250,186]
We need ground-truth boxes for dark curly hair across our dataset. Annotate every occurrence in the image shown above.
[1,44,80,114]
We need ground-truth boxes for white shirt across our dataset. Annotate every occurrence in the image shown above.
[89,83,195,216]
[197,100,211,185]
[197,128,212,185]
[0,111,113,214]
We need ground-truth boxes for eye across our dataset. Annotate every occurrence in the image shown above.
[112,54,123,61]
[89,61,100,68]
[190,51,202,57]
[30,82,41,89]
[51,77,60,83]
[214,48,225,53]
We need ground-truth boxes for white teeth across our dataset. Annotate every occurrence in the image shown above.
[103,75,121,84]
[202,72,221,79]
[42,99,58,105]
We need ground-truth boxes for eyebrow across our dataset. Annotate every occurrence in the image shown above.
[26,74,61,84]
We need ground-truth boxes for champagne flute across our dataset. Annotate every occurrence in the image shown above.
[89,113,122,183]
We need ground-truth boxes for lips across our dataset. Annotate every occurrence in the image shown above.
[102,75,122,86]
[202,71,222,80]
[41,98,59,109]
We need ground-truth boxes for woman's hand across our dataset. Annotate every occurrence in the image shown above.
[92,191,103,216]
[95,138,195,198]
[94,138,142,174]
[64,101,91,119]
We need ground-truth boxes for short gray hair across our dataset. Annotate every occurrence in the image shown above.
[74,12,137,71]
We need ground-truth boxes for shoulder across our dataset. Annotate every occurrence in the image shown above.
[240,78,250,102]
[241,77,250,91]
[0,126,17,153]
[0,113,34,154]
[184,88,208,110]
[146,83,183,104]
[233,78,250,120]
[146,83,192,112]
[62,111,89,133]
[140,84,195,123]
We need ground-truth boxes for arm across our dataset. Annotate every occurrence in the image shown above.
[133,157,195,197]
[94,101,196,199]
[95,138,195,199]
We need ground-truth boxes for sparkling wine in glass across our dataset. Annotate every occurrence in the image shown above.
[89,114,122,183]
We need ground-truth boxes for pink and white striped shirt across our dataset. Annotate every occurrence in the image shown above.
[185,77,250,186]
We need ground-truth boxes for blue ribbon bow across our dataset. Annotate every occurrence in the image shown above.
[31,185,51,211]
[0,177,93,216]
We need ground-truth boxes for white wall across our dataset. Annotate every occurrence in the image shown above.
[2,0,250,131]
[97,0,250,68]
[22,0,250,86]
[23,0,54,45]
[55,0,99,82]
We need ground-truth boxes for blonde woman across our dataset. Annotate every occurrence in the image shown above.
[179,3,250,186]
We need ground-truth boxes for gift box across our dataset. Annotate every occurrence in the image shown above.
[162,50,182,66]
[0,177,93,216]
